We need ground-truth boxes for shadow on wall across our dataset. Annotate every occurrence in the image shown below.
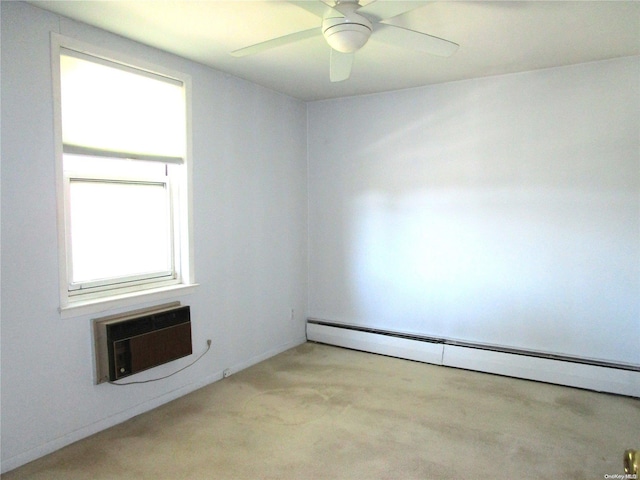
[309,61,639,365]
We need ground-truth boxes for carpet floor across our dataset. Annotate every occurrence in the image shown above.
[3,342,639,479]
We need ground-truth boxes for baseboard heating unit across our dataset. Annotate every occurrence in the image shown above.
[94,302,192,384]
[306,319,640,398]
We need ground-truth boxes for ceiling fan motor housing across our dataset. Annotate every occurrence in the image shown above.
[322,3,372,53]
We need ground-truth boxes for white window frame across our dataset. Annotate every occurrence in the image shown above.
[52,34,197,318]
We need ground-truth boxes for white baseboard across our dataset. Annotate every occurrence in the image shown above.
[1,373,218,474]
[306,321,639,398]
[1,335,307,474]
[306,322,444,365]
[222,335,307,377]
[443,345,640,397]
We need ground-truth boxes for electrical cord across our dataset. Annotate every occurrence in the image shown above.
[108,339,212,386]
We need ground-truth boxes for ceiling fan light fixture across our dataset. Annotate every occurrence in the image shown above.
[322,17,372,53]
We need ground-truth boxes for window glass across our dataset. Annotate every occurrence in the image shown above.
[67,171,173,288]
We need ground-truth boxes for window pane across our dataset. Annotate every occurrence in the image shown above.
[69,179,172,285]
[60,52,185,158]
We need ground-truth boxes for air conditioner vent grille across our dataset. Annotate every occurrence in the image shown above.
[94,303,192,383]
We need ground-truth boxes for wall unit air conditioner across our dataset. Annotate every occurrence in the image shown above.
[94,302,192,384]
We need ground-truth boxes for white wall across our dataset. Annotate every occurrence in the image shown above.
[308,56,639,366]
[1,2,307,472]
[2,1,638,472]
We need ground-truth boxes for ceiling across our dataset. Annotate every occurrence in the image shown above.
[30,1,640,101]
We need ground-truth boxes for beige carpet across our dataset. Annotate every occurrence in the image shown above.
[4,342,639,479]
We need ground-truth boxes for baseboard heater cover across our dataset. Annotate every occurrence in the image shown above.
[94,302,192,384]
[306,319,640,397]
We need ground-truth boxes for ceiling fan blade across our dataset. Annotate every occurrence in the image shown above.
[289,1,336,18]
[358,1,426,22]
[373,23,459,57]
[231,27,321,57]
[330,49,354,82]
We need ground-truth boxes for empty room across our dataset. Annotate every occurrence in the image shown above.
[1,1,638,478]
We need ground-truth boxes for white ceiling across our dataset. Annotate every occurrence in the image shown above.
[30,1,640,101]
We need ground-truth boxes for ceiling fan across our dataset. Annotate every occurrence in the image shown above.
[231,0,459,82]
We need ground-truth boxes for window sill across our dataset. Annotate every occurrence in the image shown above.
[59,283,199,319]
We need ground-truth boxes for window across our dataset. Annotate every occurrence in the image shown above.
[53,35,195,314]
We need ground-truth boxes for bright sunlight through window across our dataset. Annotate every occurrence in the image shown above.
[56,39,193,310]
[66,157,173,288]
